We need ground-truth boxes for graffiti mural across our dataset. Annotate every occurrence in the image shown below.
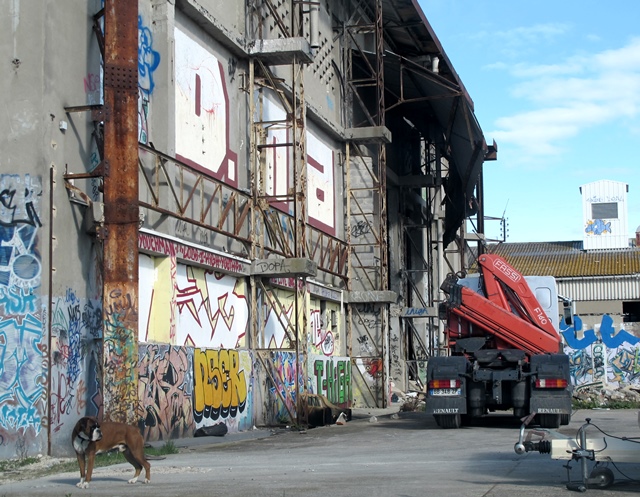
[562,314,640,387]
[0,174,45,456]
[259,94,337,235]
[268,351,303,423]
[138,15,160,144]
[307,131,336,235]
[50,290,102,438]
[309,298,341,357]
[176,265,249,348]
[192,348,252,432]
[138,238,249,349]
[262,287,294,349]
[309,355,351,408]
[138,344,194,441]
[103,287,139,423]
[174,26,238,186]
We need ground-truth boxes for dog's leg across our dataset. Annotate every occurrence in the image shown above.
[123,449,143,484]
[85,451,96,487]
[75,452,89,489]
[142,457,151,483]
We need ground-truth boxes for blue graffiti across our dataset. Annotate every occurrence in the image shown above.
[138,16,160,98]
[0,287,38,315]
[0,177,42,288]
[0,313,45,432]
[585,219,611,236]
[561,314,639,349]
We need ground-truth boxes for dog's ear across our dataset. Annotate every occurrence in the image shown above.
[80,417,96,433]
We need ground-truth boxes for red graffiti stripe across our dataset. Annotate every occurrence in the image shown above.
[139,233,246,273]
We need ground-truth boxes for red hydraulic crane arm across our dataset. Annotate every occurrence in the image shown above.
[477,254,559,339]
[447,286,561,355]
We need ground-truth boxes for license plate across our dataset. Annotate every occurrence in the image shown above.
[429,388,462,396]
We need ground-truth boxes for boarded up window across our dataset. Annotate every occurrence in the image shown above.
[591,202,618,219]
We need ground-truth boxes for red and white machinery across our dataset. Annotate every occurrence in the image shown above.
[426,254,573,429]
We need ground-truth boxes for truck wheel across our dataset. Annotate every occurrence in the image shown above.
[538,414,560,429]
[434,414,461,429]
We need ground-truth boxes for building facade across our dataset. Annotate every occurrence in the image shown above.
[0,0,491,458]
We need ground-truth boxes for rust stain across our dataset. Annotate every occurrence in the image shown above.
[101,0,139,424]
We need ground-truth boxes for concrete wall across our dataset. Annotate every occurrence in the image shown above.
[0,0,407,459]
[0,0,102,459]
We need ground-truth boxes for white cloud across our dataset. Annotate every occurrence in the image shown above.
[475,22,570,46]
[489,37,640,165]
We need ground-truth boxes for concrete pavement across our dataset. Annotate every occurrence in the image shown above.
[3,408,640,497]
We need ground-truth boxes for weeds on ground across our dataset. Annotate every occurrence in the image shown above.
[572,398,640,410]
[0,440,179,480]
[0,456,41,473]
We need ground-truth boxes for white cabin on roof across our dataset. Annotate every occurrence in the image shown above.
[580,180,629,250]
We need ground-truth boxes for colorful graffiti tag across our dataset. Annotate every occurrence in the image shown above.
[137,14,160,144]
[50,289,102,435]
[138,344,194,441]
[176,266,248,348]
[192,348,251,432]
[310,355,351,407]
[0,174,45,454]
[562,314,640,388]
[268,351,302,422]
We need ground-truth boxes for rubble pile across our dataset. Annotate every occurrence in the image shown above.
[393,383,640,412]
[572,384,640,407]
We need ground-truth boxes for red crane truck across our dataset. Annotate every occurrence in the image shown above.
[426,254,572,429]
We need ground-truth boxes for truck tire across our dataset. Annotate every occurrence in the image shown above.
[538,413,560,429]
[434,414,461,429]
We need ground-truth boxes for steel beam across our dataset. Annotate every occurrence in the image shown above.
[101,0,139,424]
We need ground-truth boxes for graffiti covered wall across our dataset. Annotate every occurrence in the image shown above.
[562,314,640,388]
[309,355,351,408]
[192,348,252,433]
[138,344,195,441]
[0,174,46,458]
[49,290,102,451]
[138,345,253,438]
[138,240,250,349]
[309,297,341,356]
[174,25,238,186]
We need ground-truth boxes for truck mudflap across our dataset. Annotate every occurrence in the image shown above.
[425,356,469,416]
[529,354,573,427]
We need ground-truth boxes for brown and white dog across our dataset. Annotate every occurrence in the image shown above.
[71,416,151,488]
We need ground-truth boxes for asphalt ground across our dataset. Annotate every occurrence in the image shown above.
[3,408,640,497]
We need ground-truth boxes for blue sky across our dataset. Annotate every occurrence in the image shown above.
[419,0,640,243]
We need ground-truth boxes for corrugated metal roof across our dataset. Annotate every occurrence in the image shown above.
[484,241,640,278]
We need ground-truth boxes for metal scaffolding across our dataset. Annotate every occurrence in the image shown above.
[247,0,312,426]
[344,0,390,407]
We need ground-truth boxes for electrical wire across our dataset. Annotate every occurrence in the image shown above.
[573,420,640,484]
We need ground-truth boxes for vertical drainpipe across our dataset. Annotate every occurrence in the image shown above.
[47,165,55,455]
[101,0,140,424]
